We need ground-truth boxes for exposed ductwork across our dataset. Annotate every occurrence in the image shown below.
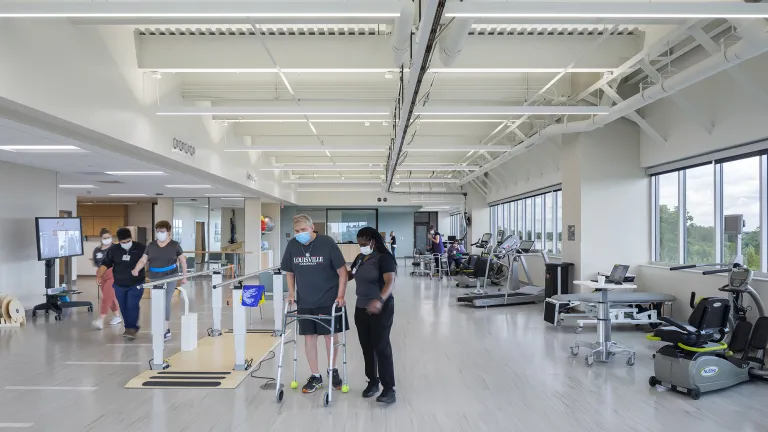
[437,13,475,67]
[459,18,768,186]
[392,0,415,67]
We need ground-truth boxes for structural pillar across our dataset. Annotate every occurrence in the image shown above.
[261,203,281,265]
[244,198,262,274]
[560,120,650,290]
[155,198,174,226]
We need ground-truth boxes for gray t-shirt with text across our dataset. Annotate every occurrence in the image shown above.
[280,234,346,308]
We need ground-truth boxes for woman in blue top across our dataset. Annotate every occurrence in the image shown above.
[428,225,444,275]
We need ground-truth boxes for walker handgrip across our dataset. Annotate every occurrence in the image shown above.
[702,268,730,275]
[670,264,697,271]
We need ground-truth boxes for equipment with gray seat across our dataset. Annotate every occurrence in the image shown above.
[648,265,768,399]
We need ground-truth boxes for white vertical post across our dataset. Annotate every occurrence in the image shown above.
[232,284,247,370]
[150,284,168,370]
[273,271,284,335]
[211,270,223,336]
[243,198,262,275]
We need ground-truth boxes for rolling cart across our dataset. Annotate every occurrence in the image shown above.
[275,301,349,407]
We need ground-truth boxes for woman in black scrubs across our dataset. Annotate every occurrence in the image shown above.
[349,227,397,403]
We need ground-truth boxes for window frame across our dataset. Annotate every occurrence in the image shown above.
[489,188,563,256]
[651,154,767,275]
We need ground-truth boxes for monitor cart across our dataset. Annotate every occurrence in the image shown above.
[31,259,92,321]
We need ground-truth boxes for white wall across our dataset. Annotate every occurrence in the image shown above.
[127,202,153,232]
[262,203,281,257]
[487,139,563,203]
[378,212,415,257]
[173,204,209,252]
[57,191,78,281]
[465,188,490,245]
[0,161,57,309]
[641,49,768,167]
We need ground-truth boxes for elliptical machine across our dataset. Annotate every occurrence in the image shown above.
[648,265,768,399]
[455,231,506,291]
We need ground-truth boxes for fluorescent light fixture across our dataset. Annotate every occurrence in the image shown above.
[221,197,245,200]
[395,179,460,184]
[204,193,242,197]
[156,107,390,116]
[59,185,98,189]
[164,185,213,188]
[282,179,382,184]
[443,2,768,19]
[297,188,382,192]
[148,68,400,74]
[263,165,384,171]
[220,118,511,123]
[226,145,513,152]
[396,165,479,171]
[105,171,165,176]
[0,3,400,18]
[420,206,451,210]
[108,193,148,197]
[0,145,83,152]
[417,106,610,115]
[430,68,613,73]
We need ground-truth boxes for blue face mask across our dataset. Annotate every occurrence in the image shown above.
[295,231,312,245]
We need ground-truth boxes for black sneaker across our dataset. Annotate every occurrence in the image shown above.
[362,380,380,398]
[376,388,396,404]
[331,368,342,390]
[302,375,323,393]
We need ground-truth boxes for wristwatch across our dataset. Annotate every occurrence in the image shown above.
[377,296,386,304]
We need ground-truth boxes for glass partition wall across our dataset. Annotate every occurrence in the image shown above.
[326,209,378,243]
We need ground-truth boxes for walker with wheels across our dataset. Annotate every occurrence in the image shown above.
[275,301,349,407]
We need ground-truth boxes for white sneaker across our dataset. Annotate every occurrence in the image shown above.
[92,319,104,330]
[109,316,123,326]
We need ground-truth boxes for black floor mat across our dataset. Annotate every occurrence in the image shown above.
[156,371,231,375]
[141,381,222,387]
[148,376,227,380]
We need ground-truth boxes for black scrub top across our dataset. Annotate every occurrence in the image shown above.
[351,252,397,308]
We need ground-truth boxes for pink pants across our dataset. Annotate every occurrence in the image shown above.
[100,268,119,314]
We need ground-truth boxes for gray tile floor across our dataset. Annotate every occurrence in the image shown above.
[1,273,767,432]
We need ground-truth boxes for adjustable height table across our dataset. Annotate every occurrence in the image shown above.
[569,280,638,367]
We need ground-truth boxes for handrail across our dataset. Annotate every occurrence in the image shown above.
[212,266,280,289]
[141,265,234,289]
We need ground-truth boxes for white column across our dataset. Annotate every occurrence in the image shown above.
[262,203,281,263]
[155,198,174,226]
[244,198,262,274]
[560,120,650,289]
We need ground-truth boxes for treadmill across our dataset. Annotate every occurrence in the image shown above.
[457,237,549,307]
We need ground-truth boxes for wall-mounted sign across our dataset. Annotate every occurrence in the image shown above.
[172,138,195,156]
[567,225,576,242]
[246,172,257,185]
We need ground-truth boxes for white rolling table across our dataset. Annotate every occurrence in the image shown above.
[569,280,638,367]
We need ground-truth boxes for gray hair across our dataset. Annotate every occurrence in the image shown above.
[293,214,313,228]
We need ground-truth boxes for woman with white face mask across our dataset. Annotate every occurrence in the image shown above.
[132,220,187,342]
[348,227,397,404]
[91,228,122,329]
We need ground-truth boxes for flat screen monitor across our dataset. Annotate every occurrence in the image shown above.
[518,240,535,252]
[35,217,84,261]
[448,235,457,242]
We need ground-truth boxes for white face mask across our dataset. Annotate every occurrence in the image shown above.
[102,237,112,245]
[156,231,168,242]
[360,245,373,256]
[430,230,435,235]
[121,241,132,251]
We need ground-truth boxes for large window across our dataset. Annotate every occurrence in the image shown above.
[326,209,377,243]
[449,213,463,238]
[652,154,765,272]
[490,188,562,254]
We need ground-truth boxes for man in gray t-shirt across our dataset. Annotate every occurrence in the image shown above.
[280,214,348,394]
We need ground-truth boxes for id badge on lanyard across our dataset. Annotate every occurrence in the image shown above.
[122,254,131,261]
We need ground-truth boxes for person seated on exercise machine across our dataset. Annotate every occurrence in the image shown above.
[447,241,466,271]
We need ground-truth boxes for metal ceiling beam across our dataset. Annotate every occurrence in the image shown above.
[637,59,713,134]
[386,0,447,189]
[599,85,667,146]
[261,164,480,171]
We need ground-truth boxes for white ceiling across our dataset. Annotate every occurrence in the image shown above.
[0,117,247,200]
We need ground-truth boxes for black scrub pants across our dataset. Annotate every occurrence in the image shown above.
[354,299,395,390]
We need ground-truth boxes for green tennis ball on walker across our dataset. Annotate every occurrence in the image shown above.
[290,380,298,389]
[341,385,349,393]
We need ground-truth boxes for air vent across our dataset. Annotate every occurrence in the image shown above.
[97,180,124,185]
